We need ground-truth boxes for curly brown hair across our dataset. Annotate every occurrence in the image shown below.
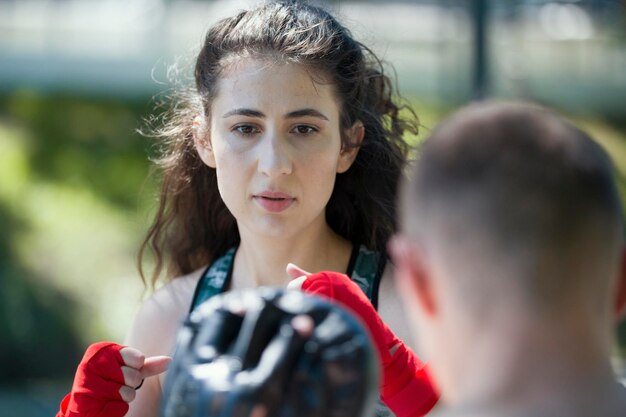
[138,0,419,289]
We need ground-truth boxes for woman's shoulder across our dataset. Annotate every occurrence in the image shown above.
[124,266,206,357]
[155,267,206,307]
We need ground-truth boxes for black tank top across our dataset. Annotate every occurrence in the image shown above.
[186,243,395,416]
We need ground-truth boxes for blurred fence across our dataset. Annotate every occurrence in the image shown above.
[1,0,625,115]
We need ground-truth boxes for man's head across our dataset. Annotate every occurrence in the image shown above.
[390,101,626,397]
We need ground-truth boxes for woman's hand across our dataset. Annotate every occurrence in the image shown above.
[285,263,310,289]
[57,342,171,417]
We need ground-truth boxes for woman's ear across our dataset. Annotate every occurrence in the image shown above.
[337,120,364,174]
[193,115,216,168]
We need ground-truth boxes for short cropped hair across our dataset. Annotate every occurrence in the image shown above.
[401,102,624,309]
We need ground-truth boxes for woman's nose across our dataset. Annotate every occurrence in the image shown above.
[256,133,293,177]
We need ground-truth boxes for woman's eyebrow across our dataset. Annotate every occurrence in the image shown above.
[285,109,329,120]
[221,108,329,120]
[222,108,265,118]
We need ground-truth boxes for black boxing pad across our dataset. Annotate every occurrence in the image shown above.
[161,287,379,417]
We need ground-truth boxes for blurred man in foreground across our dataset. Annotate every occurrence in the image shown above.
[390,102,626,417]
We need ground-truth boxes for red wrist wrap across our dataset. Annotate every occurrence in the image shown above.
[382,345,438,417]
[56,342,129,417]
[301,271,439,417]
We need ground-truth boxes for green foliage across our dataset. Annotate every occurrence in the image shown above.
[0,202,83,383]
[0,91,156,384]
[1,91,154,208]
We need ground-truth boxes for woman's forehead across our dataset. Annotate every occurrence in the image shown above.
[219,54,333,82]
[212,57,340,114]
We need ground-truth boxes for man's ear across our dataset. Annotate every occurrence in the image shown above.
[193,115,216,168]
[389,235,438,317]
[337,120,364,174]
[615,247,626,321]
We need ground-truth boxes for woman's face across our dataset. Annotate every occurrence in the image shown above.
[196,58,361,240]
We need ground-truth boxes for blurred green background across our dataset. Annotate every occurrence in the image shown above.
[1,0,625,415]
[0,92,153,413]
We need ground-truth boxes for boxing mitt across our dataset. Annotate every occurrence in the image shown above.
[161,287,380,417]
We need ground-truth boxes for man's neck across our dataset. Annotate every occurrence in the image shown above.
[434,383,626,417]
[442,311,624,416]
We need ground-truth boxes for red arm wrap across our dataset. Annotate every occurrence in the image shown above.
[56,342,129,417]
[301,271,439,416]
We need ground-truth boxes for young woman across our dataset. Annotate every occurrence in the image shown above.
[56,2,437,416]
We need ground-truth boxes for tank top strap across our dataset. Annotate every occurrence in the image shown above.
[188,247,236,313]
[346,244,387,310]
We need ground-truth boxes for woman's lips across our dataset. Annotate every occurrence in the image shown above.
[253,191,295,213]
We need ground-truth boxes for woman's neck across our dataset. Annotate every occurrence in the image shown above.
[232,222,353,288]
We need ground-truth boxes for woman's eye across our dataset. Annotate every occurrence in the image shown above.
[233,125,260,136]
[292,125,318,135]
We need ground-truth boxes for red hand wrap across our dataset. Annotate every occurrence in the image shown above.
[301,271,439,417]
[56,342,129,417]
